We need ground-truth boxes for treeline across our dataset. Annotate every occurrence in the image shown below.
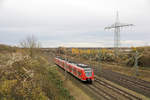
[56,46,150,68]
[0,44,18,53]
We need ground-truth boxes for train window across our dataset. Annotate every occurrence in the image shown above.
[84,68,92,77]
[67,65,69,70]
[73,68,75,73]
[84,68,92,72]
[64,63,67,68]
[76,69,78,74]
[85,71,92,77]
[73,68,76,74]
[69,66,72,71]
[67,64,69,69]
[72,67,74,72]
[78,71,82,76]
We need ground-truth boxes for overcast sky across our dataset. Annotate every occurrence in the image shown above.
[0,0,150,47]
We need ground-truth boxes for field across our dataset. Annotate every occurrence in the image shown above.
[0,44,74,100]
[1,44,150,100]
[53,46,150,82]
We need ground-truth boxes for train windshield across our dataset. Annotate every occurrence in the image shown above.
[84,68,92,77]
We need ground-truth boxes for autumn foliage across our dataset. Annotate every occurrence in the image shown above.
[0,51,73,100]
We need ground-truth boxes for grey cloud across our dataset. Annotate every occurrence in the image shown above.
[0,0,150,47]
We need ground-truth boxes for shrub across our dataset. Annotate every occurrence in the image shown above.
[0,52,74,100]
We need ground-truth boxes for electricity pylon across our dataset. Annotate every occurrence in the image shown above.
[105,12,134,57]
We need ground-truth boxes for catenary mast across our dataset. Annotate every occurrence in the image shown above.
[105,12,134,57]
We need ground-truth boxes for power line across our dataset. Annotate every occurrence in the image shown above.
[105,11,134,57]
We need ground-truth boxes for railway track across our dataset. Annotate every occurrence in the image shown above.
[85,78,142,100]
[57,65,142,100]
[94,77,142,100]
[71,58,150,98]
[99,69,150,98]
[87,84,117,100]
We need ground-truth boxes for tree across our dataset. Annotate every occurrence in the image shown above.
[20,35,41,57]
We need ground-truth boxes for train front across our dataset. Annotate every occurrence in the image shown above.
[84,68,94,83]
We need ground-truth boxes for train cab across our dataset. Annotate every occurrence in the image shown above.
[77,64,94,83]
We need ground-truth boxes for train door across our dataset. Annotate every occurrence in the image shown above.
[69,65,72,72]
[78,70,82,79]
[72,66,74,74]
[66,63,69,71]
[73,67,76,75]
[75,68,78,76]
[81,70,86,81]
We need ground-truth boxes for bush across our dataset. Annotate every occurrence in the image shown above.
[0,52,74,100]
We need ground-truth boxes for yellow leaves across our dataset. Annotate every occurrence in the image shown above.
[72,48,112,55]
[0,80,17,96]
[101,48,106,53]
[87,49,91,54]
[131,47,137,52]
[16,48,26,54]
[72,48,93,54]
[31,87,48,100]
[72,48,79,54]
[99,48,113,54]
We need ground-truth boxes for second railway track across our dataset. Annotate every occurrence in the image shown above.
[100,69,150,98]
[93,76,142,100]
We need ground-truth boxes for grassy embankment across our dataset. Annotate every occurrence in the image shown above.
[0,44,74,100]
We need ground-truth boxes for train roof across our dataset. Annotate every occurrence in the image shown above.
[77,64,87,68]
[68,60,76,64]
[77,63,91,69]
[55,57,91,69]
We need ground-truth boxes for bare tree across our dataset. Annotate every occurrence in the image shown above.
[20,35,41,57]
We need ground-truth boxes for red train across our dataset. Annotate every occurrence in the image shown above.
[54,57,94,83]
